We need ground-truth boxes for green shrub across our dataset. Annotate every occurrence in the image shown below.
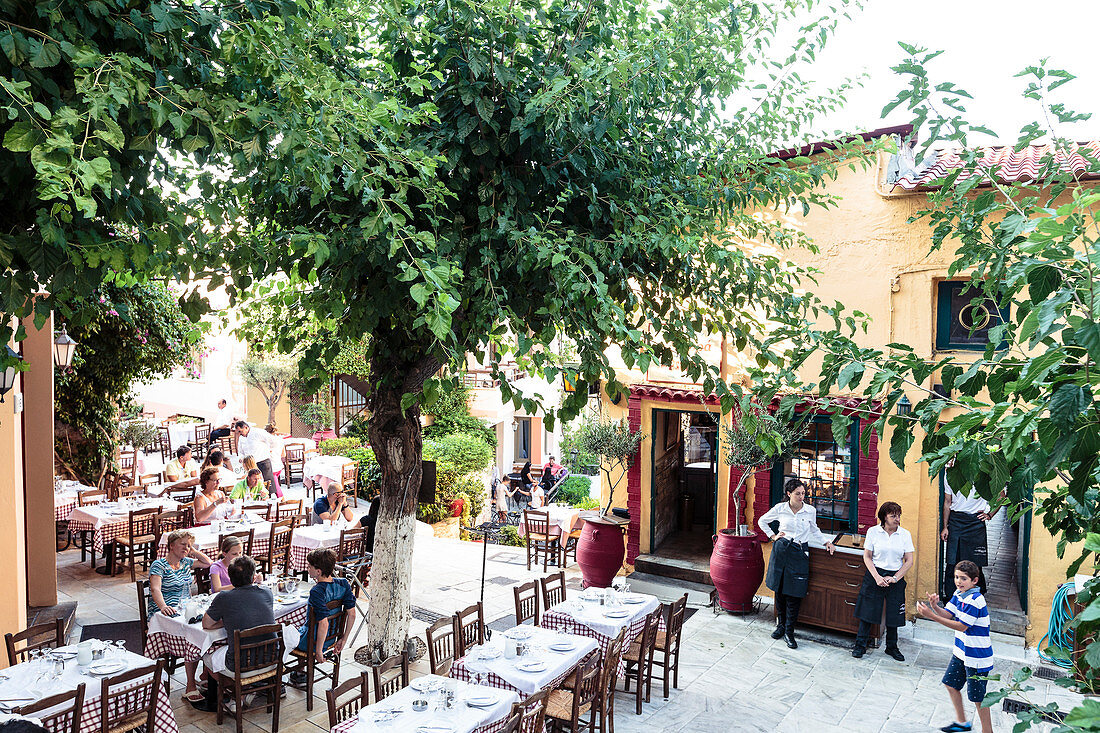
[416,502,451,524]
[345,446,380,499]
[320,437,361,456]
[435,433,493,474]
[453,474,487,522]
[557,475,591,505]
[571,496,600,510]
[343,413,370,441]
[497,524,525,547]
[424,414,497,448]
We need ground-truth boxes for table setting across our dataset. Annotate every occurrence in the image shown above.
[333,674,518,733]
[540,586,661,670]
[68,496,180,555]
[156,512,277,558]
[516,503,581,543]
[0,642,179,733]
[449,625,597,696]
[145,576,310,662]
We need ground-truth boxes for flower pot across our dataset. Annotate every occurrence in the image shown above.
[576,516,626,588]
[312,429,337,443]
[709,529,764,613]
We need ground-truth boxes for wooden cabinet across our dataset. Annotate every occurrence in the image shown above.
[788,547,879,641]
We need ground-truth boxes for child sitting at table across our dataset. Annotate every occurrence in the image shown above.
[209,535,261,592]
[289,549,356,685]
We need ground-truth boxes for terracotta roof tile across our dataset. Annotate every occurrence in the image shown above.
[888,141,1100,191]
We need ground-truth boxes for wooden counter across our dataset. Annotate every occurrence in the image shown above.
[789,545,880,642]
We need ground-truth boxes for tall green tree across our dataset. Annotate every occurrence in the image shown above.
[223,0,863,656]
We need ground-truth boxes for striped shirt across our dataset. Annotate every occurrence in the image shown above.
[945,586,993,672]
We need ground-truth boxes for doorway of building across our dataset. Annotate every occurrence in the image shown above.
[650,409,718,563]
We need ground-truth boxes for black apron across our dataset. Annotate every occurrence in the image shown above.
[765,538,810,598]
[946,511,988,568]
[853,567,906,628]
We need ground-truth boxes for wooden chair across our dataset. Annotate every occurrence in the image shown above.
[452,601,485,658]
[115,507,160,582]
[194,564,212,594]
[191,423,211,459]
[623,608,661,714]
[165,485,197,503]
[256,520,294,576]
[340,462,359,507]
[155,426,173,462]
[15,683,84,733]
[653,593,687,698]
[425,615,456,676]
[99,660,163,733]
[288,512,310,529]
[136,580,180,685]
[5,618,65,666]
[499,708,523,733]
[274,499,303,522]
[117,483,148,499]
[74,489,108,562]
[154,510,190,545]
[510,688,550,733]
[214,625,284,733]
[326,671,369,729]
[243,501,271,519]
[216,435,233,455]
[541,570,567,611]
[284,443,306,484]
[176,500,195,527]
[117,450,137,483]
[514,580,540,626]
[523,509,557,572]
[337,526,368,564]
[287,600,350,710]
[544,651,601,732]
[78,489,108,507]
[218,528,255,558]
[370,650,409,702]
[593,628,627,733]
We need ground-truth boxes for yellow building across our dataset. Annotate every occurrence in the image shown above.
[598,127,1084,648]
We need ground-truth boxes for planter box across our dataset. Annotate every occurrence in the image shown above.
[431,516,460,539]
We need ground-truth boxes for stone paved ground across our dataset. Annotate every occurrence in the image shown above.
[56,493,1080,733]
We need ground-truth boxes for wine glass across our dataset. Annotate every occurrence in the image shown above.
[113,640,128,659]
[285,577,299,595]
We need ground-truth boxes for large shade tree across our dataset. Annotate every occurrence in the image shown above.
[222,0,865,657]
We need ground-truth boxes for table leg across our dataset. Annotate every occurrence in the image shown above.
[94,542,116,575]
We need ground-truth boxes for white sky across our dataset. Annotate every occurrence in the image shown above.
[805,0,1100,144]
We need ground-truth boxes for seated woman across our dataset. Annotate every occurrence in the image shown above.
[230,468,269,500]
[149,530,212,701]
[290,548,356,684]
[194,467,242,524]
[201,449,238,486]
[208,535,258,592]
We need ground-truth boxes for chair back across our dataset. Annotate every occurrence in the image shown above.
[193,423,211,444]
[513,580,540,625]
[155,426,172,462]
[215,435,233,454]
[176,501,195,527]
[126,507,160,540]
[512,688,550,733]
[540,570,566,610]
[266,520,295,574]
[117,450,137,480]
[118,484,148,499]
[165,485,197,503]
[499,708,523,733]
[154,511,189,542]
[4,618,65,666]
[230,624,284,677]
[78,489,108,507]
[664,593,688,652]
[326,671,370,729]
[100,660,162,733]
[337,526,367,562]
[288,512,310,529]
[523,509,551,536]
[305,600,350,657]
[284,443,305,464]
[598,628,627,709]
[371,650,409,702]
[452,601,485,657]
[341,461,358,491]
[243,501,271,519]
[275,499,303,521]
[425,615,456,676]
[565,653,602,724]
[194,563,211,593]
[218,528,255,557]
[16,683,85,733]
[136,580,152,638]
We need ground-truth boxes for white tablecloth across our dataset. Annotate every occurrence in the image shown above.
[335,674,518,733]
[68,498,180,553]
[517,505,581,543]
[452,626,597,696]
[165,423,202,451]
[543,593,659,638]
[155,516,277,557]
[146,596,306,662]
[288,523,346,571]
[283,437,317,452]
[0,647,178,733]
[302,455,354,484]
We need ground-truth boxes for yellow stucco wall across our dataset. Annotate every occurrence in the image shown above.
[245,384,290,432]
[0,336,29,661]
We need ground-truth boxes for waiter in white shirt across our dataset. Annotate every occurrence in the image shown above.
[233,421,274,489]
[941,473,996,598]
[758,477,835,649]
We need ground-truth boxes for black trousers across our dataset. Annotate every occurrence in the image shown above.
[209,427,231,444]
[256,458,274,488]
[856,621,899,649]
[774,591,803,633]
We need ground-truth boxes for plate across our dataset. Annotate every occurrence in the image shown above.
[465,694,496,708]
[87,660,128,676]
[409,678,432,692]
[515,660,547,673]
[604,610,630,619]
[473,647,501,661]
[273,596,295,605]
[621,595,647,604]
[549,641,575,653]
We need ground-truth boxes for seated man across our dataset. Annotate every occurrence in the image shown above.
[230,468,269,500]
[165,445,201,487]
[314,486,354,525]
[209,398,236,445]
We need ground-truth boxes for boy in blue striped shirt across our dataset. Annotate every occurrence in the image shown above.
[917,560,993,733]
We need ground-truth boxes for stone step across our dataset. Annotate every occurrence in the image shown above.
[622,570,715,607]
[633,553,712,586]
[27,601,78,643]
[989,607,1029,637]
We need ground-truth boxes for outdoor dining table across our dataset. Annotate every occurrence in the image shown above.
[302,454,355,491]
[145,592,308,663]
[288,523,348,571]
[540,590,662,673]
[449,625,598,696]
[517,504,581,543]
[0,643,179,733]
[68,497,180,573]
[155,514,279,559]
[333,673,518,733]
[164,422,205,451]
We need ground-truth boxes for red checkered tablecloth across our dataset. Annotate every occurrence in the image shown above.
[68,501,179,554]
[55,495,78,522]
[540,602,664,675]
[288,525,343,571]
[145,601,309,663]
[332,713,513,733]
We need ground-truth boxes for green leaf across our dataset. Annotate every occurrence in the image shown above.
[30,41,61,68]
[889,427,914,470]
[837,361,864,390]
[1049,384,1089,430]
[410,283,429,307]
[3,122,42,152]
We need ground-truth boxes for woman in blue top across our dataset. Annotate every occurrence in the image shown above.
[149,529,213,701]
[295,548,356,667]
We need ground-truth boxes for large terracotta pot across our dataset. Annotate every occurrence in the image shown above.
[576,516,626,588]
[710,529,765,613]
[312,429,337,443]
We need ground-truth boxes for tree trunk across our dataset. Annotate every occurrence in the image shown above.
[364,382,424,660]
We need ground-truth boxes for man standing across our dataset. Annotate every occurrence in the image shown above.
[209,399,236,445]
[941,475,996,599]
[234,421,274,489]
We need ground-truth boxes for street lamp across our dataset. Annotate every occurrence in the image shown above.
[53,323,78,369]
[0,346,21,403]
[897,394,912,416]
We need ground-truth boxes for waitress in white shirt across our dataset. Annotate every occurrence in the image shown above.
[941,474,995,598]
[758,477,835,649]
[852,501,914,661]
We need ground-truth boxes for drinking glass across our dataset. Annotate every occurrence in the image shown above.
[113,640,128,659]
[285,577,299,595]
